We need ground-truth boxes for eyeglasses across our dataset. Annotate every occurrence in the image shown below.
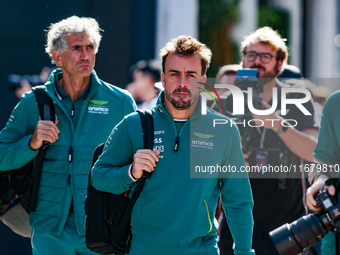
[243,51,276,63]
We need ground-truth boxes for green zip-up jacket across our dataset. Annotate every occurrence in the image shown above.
[0,68,136,236]
[313,90,340,255]
[91,92,254,255]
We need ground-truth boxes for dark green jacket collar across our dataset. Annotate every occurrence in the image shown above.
[44,68,101,100]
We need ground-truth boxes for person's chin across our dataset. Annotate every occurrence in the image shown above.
[174,100,190,107]
[78,67,93,75]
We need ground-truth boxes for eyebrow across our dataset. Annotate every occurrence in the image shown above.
[70,43,94,49]
[168,69,198,74]
[168,69,180,73]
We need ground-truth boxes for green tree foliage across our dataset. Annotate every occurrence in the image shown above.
[259,6,290,48]
[199,0,241,77]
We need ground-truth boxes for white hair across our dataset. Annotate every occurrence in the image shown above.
[45,16,103,65]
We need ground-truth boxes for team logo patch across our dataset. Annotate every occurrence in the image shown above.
[88,100,109,114]
[191,132,214,150]
[193,132,214,139]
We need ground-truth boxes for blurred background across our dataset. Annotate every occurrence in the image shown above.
[0,0,339,254]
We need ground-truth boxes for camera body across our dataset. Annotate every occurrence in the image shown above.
[234,68,264,113]
[315,189,340,230]
[269,188,340,255]
[226,68,265,154]
[234,68,263,91]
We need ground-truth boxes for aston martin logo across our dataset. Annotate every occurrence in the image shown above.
[193,132,215,139]
[89,100,108,105]
[88,100,109,114]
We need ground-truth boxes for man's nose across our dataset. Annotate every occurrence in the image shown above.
[253,54,262,64]
[179,75,187,88]
[80,48,89,60]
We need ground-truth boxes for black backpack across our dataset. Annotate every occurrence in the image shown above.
[85,109,154,255]
[0,86,55,237]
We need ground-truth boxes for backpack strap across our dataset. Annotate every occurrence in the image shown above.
[138,109,154,151]
[88,143,105,194]
[119,109,154,243]
[135,109,154,179]
[33,86,56,123]
[29,86,55,211]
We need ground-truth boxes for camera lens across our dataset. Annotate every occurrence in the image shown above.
[269,214,329,255]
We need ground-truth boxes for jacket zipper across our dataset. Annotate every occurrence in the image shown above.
[68,146,73,162]
[173,120,189,152]
[71,104,75,118]
[174,135,180,152]
[158,106,189,153]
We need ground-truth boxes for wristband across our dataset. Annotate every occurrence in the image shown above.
[275,123,290,135]
[128,164,138,182]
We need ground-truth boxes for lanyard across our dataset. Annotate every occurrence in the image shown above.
[256,127,267,149]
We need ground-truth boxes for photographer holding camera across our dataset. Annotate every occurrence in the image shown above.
[306,90,340,255]
[218,27,318,254]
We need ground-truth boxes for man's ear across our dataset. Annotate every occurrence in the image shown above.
[52,51,62,67]
[201,75,207,84]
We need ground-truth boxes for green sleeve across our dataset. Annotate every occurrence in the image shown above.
[220,125,255,255]
[0,94,39,170]
[91,116,137,194]
[314,92,340,164]
[123,92,137,115]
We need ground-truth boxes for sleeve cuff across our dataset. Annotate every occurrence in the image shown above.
[128,164,138,182]
[25,135,39,155]
[120,164,137,186]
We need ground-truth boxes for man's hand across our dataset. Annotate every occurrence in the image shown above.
[132,149,161,179]
[306,176,336,211]
[251,101,283,131]
[29,119,60,150]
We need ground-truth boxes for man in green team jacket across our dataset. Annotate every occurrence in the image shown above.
[0,16,136,254]
[91,35,255,255]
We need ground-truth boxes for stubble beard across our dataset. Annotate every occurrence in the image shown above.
[244,61,280,82]
[165,85,199,110]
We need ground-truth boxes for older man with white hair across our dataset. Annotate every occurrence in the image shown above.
[0,16,136,254]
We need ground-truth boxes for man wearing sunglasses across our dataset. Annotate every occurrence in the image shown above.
[218,27,318,254]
